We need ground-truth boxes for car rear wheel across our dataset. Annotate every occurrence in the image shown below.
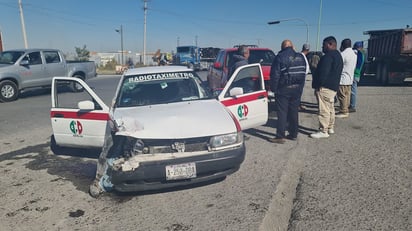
[0,80,19,102]
[71,74,85,92]
[188,63,194,70]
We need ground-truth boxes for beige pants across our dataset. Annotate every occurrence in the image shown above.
[337,85,351,114]
[315,87,337,133]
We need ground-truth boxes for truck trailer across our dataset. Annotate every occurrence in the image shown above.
[364,28,412,85]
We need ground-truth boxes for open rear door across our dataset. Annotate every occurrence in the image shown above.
[50,77,110,149]
[218,63,268,130]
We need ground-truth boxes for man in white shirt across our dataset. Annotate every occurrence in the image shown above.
[299,44,310,111]
[336,38,357,118]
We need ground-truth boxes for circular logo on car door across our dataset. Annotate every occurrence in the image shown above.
[237,104,249,118]
[70,120,83,135]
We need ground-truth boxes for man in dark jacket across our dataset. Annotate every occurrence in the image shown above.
[310,36,343,139]
[268,40,307,144]
[222,45,250,86]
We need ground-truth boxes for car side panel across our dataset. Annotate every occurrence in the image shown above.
[218,63,268,130]
[50,77,110,148]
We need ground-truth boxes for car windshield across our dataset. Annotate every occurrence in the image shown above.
[176,47,192,53]
[116,71,212,107]
[0,51,25,64]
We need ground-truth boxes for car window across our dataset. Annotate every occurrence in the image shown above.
[54,79,102,110]
[248,50,275,65]
[117,71,211,107]
[0,51,25,64]
[26,52,42,65]
[225,65,263,97]
[216,50,225,64]
[225,51,235,68]
[44,51,61,63]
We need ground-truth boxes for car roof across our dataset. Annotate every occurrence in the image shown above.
[223,47,273,52]
[2,48,60,53]
[124,65,193,75]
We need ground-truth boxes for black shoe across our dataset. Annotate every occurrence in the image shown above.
[286,135,297,141]
[268,137,286,144]
[349,108,356,113]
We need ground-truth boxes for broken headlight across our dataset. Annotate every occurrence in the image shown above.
[209,132,243,151]
[123,137,148,157]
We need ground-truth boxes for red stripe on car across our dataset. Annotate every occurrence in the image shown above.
[50,111,110,121]
[220,91,268,107]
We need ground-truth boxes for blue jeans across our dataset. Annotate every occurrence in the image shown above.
[350,80,358,109]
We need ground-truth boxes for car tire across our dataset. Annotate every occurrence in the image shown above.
[188,63,194,70]
[50,135,68,155]
[381,63,389,85]
[376,62,382,84]
[71,75,85,92]
[0,80,19,102]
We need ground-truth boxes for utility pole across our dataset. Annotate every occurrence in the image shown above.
[18,0,28,48]
[0,29,3,52]
[115,25,124,65]
[143,0,148,65]
[316,0,323,51]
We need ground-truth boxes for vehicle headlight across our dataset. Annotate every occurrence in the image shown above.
[209,132,243,150]
[123,137,149,157]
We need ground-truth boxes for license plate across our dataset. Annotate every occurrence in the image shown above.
[165,162,197,180]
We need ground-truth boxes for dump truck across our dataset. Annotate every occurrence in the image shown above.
[364,28,412,85]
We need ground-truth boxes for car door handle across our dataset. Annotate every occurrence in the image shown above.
[258,95,265,99]
[53,113,64,118]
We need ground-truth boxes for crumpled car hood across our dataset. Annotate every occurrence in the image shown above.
[112,99,237,139]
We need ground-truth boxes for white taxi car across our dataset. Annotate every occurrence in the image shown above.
[50,64,268,193]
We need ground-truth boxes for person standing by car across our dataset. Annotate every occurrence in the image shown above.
[349,41,365,112]
[268,40,307,144]
[336,38,357,118]
[310,36,343,139]
[222,45,250,87]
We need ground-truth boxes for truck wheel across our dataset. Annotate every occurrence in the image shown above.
[71,75,84,92]
[381,63,389,85]
[0,80,19,102]
[376,62,382,84]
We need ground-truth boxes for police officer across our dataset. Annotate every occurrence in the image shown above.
[268,40,307,144]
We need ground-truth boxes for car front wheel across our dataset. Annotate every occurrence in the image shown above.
[0,80,19,102]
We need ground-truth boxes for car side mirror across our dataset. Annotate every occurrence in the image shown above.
[213,62,222,69]
[20,60,29,66]
[78,100,95,110]
[229,87,244,97]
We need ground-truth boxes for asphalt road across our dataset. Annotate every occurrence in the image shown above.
[0,72,297,231]
[0,72,411,231]
[289,76,412,231]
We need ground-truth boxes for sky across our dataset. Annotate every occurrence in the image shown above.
[0,0,412,55]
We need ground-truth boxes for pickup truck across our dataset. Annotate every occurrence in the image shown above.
[0,48,97,102]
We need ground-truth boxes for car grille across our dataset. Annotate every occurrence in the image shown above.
[122,137,210,157]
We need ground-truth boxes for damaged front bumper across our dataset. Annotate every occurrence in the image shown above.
[107,144,246,192]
